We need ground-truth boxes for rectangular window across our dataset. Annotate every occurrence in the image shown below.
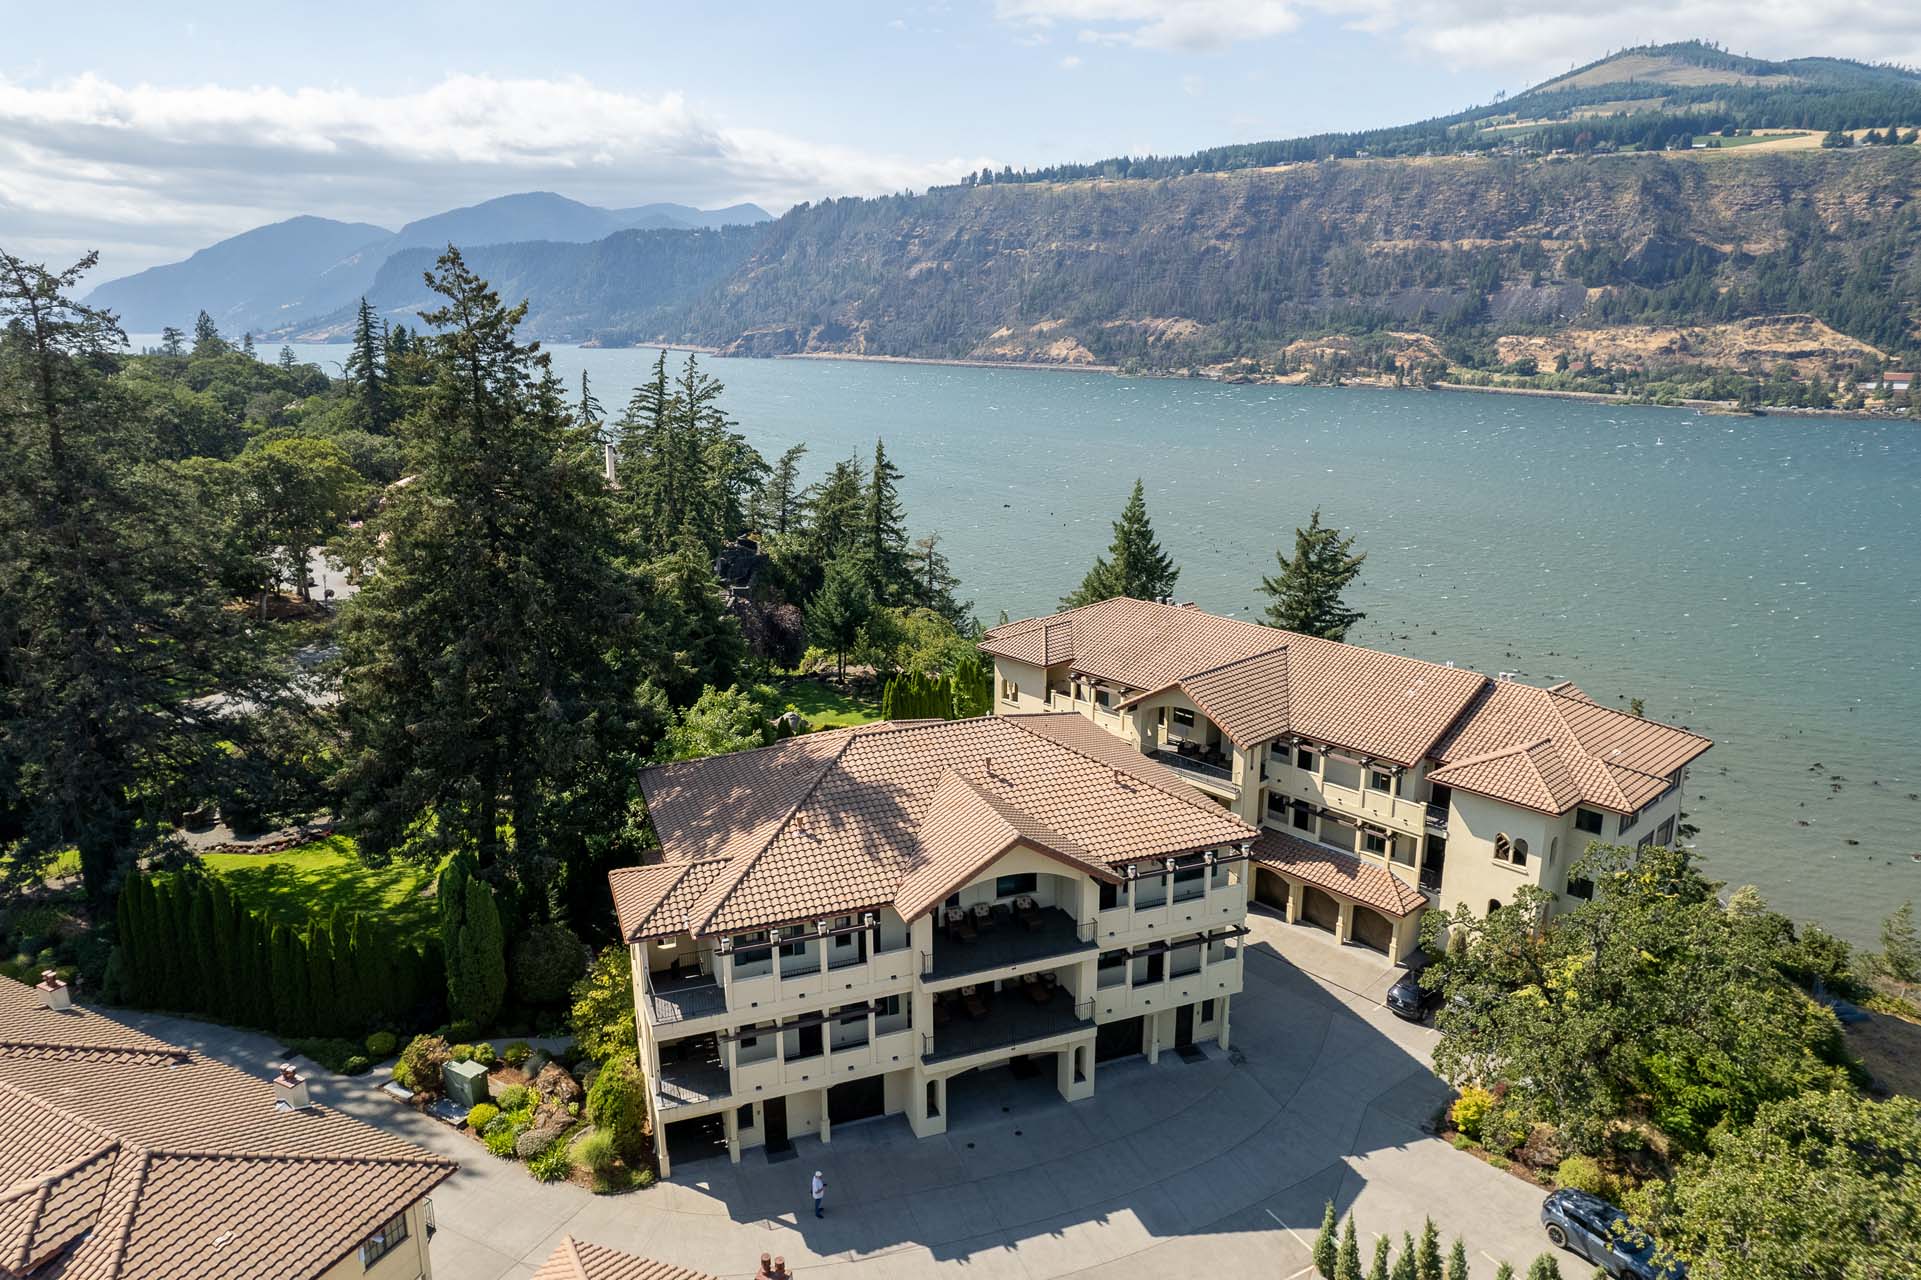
[1094,688,1111,708]
[1619,809,1639,835]
[1574,808,1603,835]
[1172,707,1196,727]
[1296,746,1316,771]
[995,872,1038,899]
[1266,790,1287,813]
[1362,830,1388,855]
[358,1211,409,1269]
[874,994,902,1018]
[1637,832,1655,849]
[1656,817,1675,845]
[1368,769,1394,794]
[1292,802,1314,832]
[1099,879,1126,910]
[1200,999,1216,1022]
[1157,707,1166,726]
[738,1103,755,1128]
[1566,877,1594,901]
[1098,949,1127,988]
[1000,678,1019,704]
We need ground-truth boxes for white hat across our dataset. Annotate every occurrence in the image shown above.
[814,1170,823,1177]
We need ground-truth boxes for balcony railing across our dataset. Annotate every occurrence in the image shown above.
[1424,803,1449,833]
[647,970,725,1025]
[923,990,1093,1064]
[1150,749,1235,785]
[926,907,1096,984]
[655,1042,729,1109]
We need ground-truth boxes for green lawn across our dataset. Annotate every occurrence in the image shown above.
[202,835,439,933]
[1692,132,1802,149]
[771,677,881,729]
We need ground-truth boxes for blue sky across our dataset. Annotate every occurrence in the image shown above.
[4,1,1912,277]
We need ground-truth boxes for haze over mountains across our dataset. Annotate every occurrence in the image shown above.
[87,43,1921,381]
[86,192,771,335]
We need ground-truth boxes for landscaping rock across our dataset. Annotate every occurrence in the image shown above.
[443,1059,492,1108]
[523,1050,550,1077]
[533,1061,581,1106]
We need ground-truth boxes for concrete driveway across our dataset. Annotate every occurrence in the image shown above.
[125,910,1554,1280]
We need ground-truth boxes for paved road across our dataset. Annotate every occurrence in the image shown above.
[125,911,1554,1280]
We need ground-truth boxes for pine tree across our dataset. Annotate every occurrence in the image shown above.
[1391,1233,1417,1280]
[1337,1216,1364,1280]
[1493,1264,1514,1280]
[863,439,911,602]
[277,344,298,370]
[1062,479,1179,608]
[270,924,308,1034]
[0,253,264,899]
[191,310,226,358]
[306,914,338,1036]
[1260,508,1367,641]
[158,326,185,358]
[811,549,875,678]
[1313,1200,1339,1279]
[333,248,655,885]
[908,532,969,623]
[189,878,224,1021]
[342,298,391,432]
[759,442,808,536]
[1417,1217,1442,1280]
[1524,1256,1561,1280]
[1447,1238,1469,1280]
[1369,1236,1392,1280]
[578,370,603,436]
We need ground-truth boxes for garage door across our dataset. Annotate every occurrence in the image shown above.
[1350,905,1393,954]
[1096,1015,1144,1062]
[1254,867,1290,911]
[828,1074,885,1126]
[1301,886,1341,932]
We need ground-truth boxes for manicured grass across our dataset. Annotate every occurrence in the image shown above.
[202,834,439,932]
[771,677,881,729]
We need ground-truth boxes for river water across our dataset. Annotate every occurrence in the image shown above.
[280,342,1921,945]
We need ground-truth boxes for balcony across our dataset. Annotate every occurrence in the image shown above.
[656,1035,728,1110]
[926,907,1096,985]
[1150,748,1236,788]
[1424,803,1449,834]
[647,968,726,1025]
[923,987,1092,1065]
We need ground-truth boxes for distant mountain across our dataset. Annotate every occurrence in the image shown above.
[86,192,771,335]
[86,216,392,335]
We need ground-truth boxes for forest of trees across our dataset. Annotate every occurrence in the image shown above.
[0,246,978,982]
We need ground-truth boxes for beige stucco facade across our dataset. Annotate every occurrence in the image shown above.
[319,1200,436,1280]
[991,652,1692,964]
[633,841,1248,1176]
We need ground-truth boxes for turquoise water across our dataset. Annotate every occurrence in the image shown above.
[284,343,1921,945]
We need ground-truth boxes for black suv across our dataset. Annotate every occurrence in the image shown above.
[1541,1190,1685,1279]
[1385,950,1440,1021]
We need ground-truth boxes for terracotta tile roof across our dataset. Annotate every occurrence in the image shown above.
[1250,829,1428,918]
[632,715,1255,937]
[985,599,1711,814]
[987,598,1486,764]
[0,977,454,1280]
[894,770,1119,921]
[532,1236,718,1280]
[1429,681,1711,815]
[610,859,731,943]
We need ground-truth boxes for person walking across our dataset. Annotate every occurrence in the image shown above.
[810,1169,827,1218]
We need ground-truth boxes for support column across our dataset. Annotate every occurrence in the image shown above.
[1219,994,1232,1051]
[724,1104,741,1165]
[1145,1012,1161,1065]
[657,1117,673,1180]
[818,1087,832,1144]
[1285,878,1302,924]
[1336,901,1354,945]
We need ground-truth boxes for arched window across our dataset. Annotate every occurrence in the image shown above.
[1493,833,1512,864]
[1487,899,1502,916]
[1511,837,1530,867]
[1548,836,1559,866]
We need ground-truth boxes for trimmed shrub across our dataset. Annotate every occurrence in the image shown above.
[512,921,587,1006]
[446,1020,481,1043]
[497,1083,534,1113]
[516,1127,558,1160]
[483,1126,519,1158]
[1451,1086,1496,1143]
[585,1054,650,1164]
[503,1040,533,1067]
[395,1034,451,1095]
[1555,1155,1612,1199]
[450,1043,474,1063]
[365,1030,398,1059]
[634,1167,656,1189]
[528,1132,575,1183]
[342,1055,372,1075]
[472,1041,498,1067]
[575,1129,618,1178]
[465,1103,500,1132]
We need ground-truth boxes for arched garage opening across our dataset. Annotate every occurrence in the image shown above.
[1300,885,1341,933]
[1254,866,1290,912]
[1349,904,1394,954]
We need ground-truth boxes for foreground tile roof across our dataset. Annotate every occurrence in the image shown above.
[0,977,454,1279]
[1250,829,1428,918]
[531,1236,718,1280]
[983,598,1710,814]
[627,714,1255,938]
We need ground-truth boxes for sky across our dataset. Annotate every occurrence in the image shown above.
[5,1,1919,279]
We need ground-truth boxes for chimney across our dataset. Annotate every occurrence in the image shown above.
[273,1063,312,1110]
[36,970,71,1012]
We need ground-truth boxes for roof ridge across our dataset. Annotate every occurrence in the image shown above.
[1431,735,1552,772]
[555,1235,590,1280]
[1,1137,122,1199]
[0,1039,190,1060]
[140,1147,456,1168]
[1000,714,1258,838]
[686,731,860,935]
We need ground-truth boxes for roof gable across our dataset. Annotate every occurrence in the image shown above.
[894,770,1119,921]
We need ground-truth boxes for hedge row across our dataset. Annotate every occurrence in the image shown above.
[113,871,443,1038]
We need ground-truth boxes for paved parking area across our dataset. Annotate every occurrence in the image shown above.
[125,910,1553,1280]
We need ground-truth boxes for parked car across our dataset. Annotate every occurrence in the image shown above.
[1541,1190,1685,1279]
[1385,950,1441,1021]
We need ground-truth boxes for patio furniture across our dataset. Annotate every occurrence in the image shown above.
[932,993,952,1026]
[1013,895,1045,931]
[946,907,977,941]
[962,985,989,1020]
[971,902,994,932]
[1023,974,1053,1005]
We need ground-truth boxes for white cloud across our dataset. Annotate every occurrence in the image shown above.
[1060,54,1084,70]
[997,1,1302,52]
[0,73,985,277]
[998,0,1921,71]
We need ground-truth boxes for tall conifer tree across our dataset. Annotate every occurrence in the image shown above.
[1260,508,1367,641]
[1061,479,1179,609]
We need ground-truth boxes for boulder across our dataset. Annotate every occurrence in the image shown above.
[534,1061,582,1107]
